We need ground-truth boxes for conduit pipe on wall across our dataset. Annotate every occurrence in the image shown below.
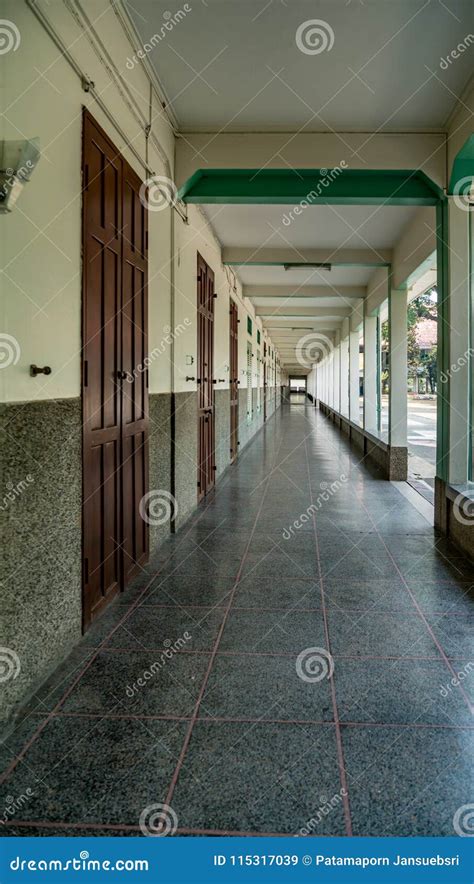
[25,0,188,223]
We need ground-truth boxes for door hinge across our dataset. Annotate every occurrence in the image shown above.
[84,557,89,583]
[84,164,89,191]
[83,360,88,387]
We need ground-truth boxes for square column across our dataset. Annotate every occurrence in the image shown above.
[363,314,377,433]
[447,198,471,485]
[388,287,408,479]
[340,319,349,417]
[349,329,360,423]
[332,333,340,413]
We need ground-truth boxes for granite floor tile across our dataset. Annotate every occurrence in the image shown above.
[201,653,333,722]
[61,649,210,717]
[220,609,326,653]
[234,577,321,610]
[342,725,474,835]
[171,721,346,834]
[333,658,473,725]
[328,610,441,658]
[0,715,186,827]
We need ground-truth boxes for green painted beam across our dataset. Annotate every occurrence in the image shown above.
[179,169,443,206]
[448,135,474,196]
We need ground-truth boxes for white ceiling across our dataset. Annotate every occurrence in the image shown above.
[235,263,373,287]
[201,203,417,250]
[126,0,473,131]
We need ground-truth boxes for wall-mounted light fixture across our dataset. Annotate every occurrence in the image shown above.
[0,138,40,213]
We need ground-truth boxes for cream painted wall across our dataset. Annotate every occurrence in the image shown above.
[173,203,270,395]
[1,0,282,404]
[1,0,175,402]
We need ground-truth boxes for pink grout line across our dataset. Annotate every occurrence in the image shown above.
[304,437,353,838]
[0,493,220,787]
[88,605,472,615]
[162,433,285,812]
[80,645,472,662]
[353,494,474,715]
[23,710,474,729]
[1,819,342,836]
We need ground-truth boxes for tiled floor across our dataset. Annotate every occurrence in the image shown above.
[1,402,473,837]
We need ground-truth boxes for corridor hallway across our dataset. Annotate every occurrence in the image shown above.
[1,403,472,837]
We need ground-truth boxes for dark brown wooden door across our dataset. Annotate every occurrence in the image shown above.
[229,298,239,462]
[82,111,148,628]
[263,342,267,421]
[197,254,215,501]
[121,162,149,585]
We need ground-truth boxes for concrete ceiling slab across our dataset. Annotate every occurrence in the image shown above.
[126,0,473,131]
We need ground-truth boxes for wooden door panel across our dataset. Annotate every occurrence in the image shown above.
[121,163,149,582]
[229,298,239,461]
[197,254,215,501]
[82,110,149,629]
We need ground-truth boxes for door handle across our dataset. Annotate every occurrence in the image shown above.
[116,370,127,380]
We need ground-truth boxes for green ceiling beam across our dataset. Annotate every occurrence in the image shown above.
[448,135,474,196]
[179,169,443,206]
